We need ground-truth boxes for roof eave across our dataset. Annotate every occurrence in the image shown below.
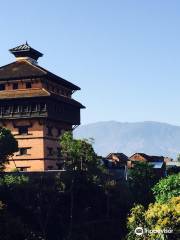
[46,75,80,91]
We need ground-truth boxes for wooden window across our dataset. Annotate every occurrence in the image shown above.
[26,82,32,88]
[47,126,53,136]
[18,126,28,135]
[4,106,10,114]
[47,147,53,156]
[0,84,5,91]
[22,105,29,112]
[13,83,18,89]
[31,104,37,112]
[40,103,46,112]
[14,105,19,113]
[19,148,29,155]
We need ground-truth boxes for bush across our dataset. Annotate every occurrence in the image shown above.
[152,173,180,203]
[126,196,180,240]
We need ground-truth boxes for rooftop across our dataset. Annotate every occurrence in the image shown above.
[9,42,43,61]
[0,60,80,90]
[106,152,129,161]
[129,153,164,162]
[0,89,84,108]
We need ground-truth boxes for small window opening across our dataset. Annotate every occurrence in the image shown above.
[18,126,28,135]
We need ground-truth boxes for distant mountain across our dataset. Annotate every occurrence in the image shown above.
[73,121,180,158]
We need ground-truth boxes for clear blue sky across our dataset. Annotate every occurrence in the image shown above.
[0,0,180,125]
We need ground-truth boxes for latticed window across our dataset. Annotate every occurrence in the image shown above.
[14,105,19,113]
[31,104,37,112]
[47,126,53,136]
[22,105,29,112]
[40,103,46,111]
[3,106,10,114]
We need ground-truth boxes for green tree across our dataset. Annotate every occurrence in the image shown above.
[128,162,159,205]
[0,127,18,171]
[152,173,180,203]
[60,131,131,239]
[60,131,99,173]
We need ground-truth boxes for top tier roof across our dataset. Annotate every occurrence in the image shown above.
[0,43,80,90]
[0,60,80,90]
[9,42,43,61]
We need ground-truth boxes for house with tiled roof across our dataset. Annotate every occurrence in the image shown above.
[129,153,166,176]
[102,153,129,180]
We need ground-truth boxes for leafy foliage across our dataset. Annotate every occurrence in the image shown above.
[152,173,180,203]
[60,131,99,172]
[126,204,146,240]
[127,173,180,240]
[145,197,180,239]
[0,127,18,171]
[128,162,160,205]
[127,197,180,240]
[0,174,28,186]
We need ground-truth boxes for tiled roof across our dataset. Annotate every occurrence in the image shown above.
[0,60,80,90]
[0,89,85,108]
[129,153,164,162]
[0,89,50,99]
[106,153,129,161]
[51,92,85,108]
[0,61,45,79]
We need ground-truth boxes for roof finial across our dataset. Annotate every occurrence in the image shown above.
[9,43,43,62]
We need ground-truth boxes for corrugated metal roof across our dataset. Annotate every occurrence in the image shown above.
[10,43,31,51]
[149,162,164,168]
[9,43,43,60]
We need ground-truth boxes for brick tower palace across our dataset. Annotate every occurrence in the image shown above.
[0,43,84,171]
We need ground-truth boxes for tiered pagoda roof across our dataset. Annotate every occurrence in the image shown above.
[0,60,80,90]
[0,88,84,108]
[9,42,43,61]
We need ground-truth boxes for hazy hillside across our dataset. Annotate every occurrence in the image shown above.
[74,121,180,158]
